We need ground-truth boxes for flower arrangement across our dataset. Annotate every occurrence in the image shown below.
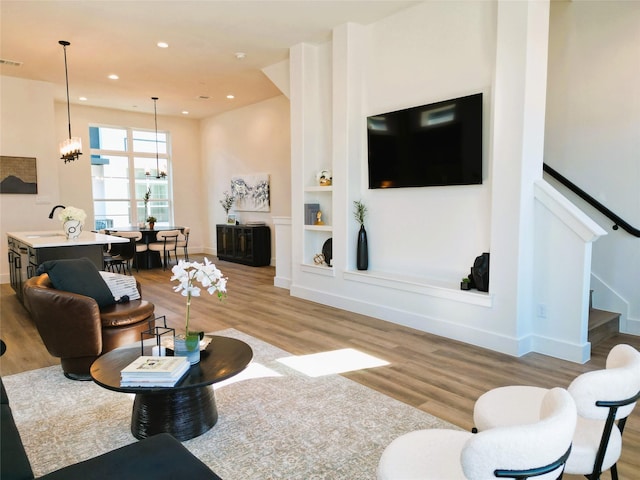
[219,191,235,214]
[58,206,87,225]
[353,200,367,226]
[146,216,157,223]
[316,169,332,186]
[170,258,227,341]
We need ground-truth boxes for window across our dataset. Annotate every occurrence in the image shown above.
[90,126,172,230]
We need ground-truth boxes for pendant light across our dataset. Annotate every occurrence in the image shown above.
[146,97,167,179]
[58,40,82,163]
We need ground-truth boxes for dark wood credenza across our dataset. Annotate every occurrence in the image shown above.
[215,224,271,267]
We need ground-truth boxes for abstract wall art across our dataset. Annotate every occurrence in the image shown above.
[230,173,270,212]
[0,156,38,194]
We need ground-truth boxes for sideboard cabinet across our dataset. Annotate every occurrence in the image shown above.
[216,224,271,267]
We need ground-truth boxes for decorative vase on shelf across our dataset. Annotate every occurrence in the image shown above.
[63,220,82,239]
[149,222,155,230]
[357,224,368,270]
[173,335,200,365]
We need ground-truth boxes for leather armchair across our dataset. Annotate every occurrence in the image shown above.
[23,274,155,380]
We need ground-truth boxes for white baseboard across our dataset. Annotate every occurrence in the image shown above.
[289,283,592,363]
[274,276,291,289]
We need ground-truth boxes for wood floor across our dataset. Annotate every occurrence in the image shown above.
[1,255,639,479]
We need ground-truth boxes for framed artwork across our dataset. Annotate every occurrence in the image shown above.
[230,173,270,212]
[227,214,237,225]
[0,156,38,194]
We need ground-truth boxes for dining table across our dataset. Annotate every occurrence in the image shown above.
[104,226,184,269]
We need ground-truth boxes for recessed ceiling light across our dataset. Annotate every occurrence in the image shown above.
[181,111,189,115]
[79,97,87,101]
[157,42,169,48]
[226,94,235,99]
[108,74,119,80]
[234,52,246,60]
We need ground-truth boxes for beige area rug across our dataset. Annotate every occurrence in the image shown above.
[3,329,459,479]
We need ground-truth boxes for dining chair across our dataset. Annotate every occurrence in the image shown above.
[104,237,136,275]
[176,227,190,261]
[377,387,577,480]
[473,344,640,480]
[108,231,147,272]
[148,229,180,270]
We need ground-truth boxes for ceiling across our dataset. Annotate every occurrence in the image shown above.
[0,1,417,119]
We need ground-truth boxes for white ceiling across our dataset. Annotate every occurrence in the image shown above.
[0,1,417,119]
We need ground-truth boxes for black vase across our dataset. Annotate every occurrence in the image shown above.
[357,224,368,270]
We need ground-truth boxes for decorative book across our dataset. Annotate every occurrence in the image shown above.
[120,356,190,387]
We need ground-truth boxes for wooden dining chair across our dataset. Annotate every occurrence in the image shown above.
[148,230,180,270]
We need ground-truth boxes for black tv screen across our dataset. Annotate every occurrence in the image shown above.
[367,93,483,189]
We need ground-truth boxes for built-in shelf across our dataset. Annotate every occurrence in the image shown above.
[343,269,492,307]
[304,225,332,232]
[304,186,333,192]
[301,263,335,276]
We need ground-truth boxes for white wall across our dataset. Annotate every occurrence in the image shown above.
[200,95,291,262]
[288,1,601,362]
[1,77,59,275]
[544,1,640,333]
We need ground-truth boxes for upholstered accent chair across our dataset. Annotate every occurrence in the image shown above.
[473,344,640,480]
[377,387,577,479]
[23,272,155,380]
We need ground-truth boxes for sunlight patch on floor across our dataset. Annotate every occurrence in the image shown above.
[276,348,389,377]
[215,362,282,389]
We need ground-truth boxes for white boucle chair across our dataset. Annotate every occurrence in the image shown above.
[473,344,640,480]
[377,387,577,480]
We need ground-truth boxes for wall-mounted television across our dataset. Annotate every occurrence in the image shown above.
[367,93,483,189]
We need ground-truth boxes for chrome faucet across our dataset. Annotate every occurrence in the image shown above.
[48,205,66,219]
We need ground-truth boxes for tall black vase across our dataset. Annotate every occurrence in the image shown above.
[357,224,368,270]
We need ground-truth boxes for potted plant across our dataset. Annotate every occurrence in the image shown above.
[146,216,157,229]
[219,191,235,215]
[170,258,227,364]
[461,277,471,290]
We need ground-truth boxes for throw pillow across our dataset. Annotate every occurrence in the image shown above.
[36,258,116,309]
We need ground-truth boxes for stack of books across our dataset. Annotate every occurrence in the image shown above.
[120,356,190,387]
[304,203,320,225]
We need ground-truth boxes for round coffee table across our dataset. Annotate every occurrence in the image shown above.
[90,335,253,441]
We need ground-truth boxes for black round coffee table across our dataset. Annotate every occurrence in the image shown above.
[90,335,253,441]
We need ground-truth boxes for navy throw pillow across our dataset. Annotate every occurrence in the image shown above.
[36,258,116,309]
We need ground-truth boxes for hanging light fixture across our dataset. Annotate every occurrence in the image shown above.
[146,97,167,179]
[58,40,82,163]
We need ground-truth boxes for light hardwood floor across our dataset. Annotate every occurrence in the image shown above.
[1,255,639,479]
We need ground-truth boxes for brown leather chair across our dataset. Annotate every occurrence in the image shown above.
[23,274,155,380]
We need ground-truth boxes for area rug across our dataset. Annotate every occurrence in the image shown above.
[3,329,459,479]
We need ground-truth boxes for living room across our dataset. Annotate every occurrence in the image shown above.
[1,1,638,364]
[1,1,639,475]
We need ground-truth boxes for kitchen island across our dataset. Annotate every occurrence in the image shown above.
[7,230,128,303]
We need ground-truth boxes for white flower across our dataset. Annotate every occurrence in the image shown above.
[170,258,227,335]
[58,206,87,224]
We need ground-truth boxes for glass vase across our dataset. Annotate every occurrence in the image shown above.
[173,335,200,365]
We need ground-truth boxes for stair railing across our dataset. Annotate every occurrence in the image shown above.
[543,163,640,238]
